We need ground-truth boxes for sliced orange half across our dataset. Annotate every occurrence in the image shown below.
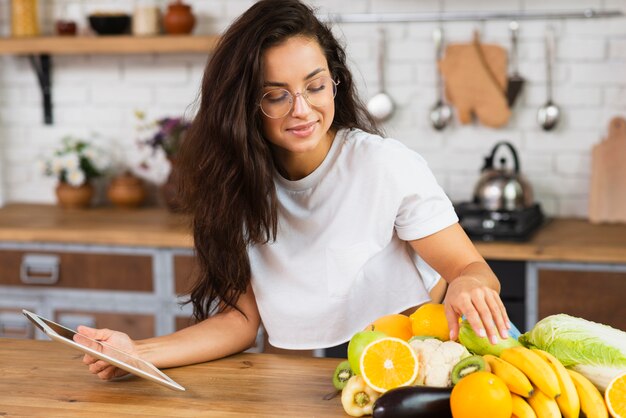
[359,336,419,393]
[606,371,626,418]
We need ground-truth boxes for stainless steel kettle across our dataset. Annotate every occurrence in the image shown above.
[473,141,534,211]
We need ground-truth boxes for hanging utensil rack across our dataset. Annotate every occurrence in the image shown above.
[327,8,623,24]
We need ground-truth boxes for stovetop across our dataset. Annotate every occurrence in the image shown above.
[454,202,546,242]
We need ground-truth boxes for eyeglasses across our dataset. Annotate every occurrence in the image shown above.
[259,76,339,119]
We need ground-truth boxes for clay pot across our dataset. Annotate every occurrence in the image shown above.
[107,172,146,209]
[163,0,195,35]
[55,182,94,209]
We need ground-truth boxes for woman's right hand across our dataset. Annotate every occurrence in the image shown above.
[74,326,138,380]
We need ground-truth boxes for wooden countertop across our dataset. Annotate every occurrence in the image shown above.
[2,204,626,263]
[473,217,626,264]
[0,338,344,417]
[0,204,193,248]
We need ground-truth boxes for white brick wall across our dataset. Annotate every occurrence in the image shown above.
[0,0,625,218]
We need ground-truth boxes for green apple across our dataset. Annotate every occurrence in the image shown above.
[347,330,387,375]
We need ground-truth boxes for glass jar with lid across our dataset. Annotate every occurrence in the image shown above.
[132,0,161,36]
[11,0,40,37]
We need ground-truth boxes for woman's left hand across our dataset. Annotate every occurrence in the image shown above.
[443,272,510,344]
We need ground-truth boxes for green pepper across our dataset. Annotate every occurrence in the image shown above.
[341,375,380,417]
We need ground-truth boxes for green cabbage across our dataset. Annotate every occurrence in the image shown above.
[519,314,626,392]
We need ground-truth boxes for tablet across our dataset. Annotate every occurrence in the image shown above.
[22,309,185,391]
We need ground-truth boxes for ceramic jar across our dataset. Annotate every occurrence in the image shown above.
[163,0,195,35]
[107,172,146,208]
[55,182,94,209]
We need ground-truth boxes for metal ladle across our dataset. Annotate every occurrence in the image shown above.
[367,28,395,122]
[537,27,560,131]
[429,27,452,130]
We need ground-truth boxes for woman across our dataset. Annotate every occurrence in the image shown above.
[78,0,510,379]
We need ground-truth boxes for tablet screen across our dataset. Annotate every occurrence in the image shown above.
[22,309,185,391]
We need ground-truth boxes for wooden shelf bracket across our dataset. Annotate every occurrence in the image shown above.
[28,54,53,125]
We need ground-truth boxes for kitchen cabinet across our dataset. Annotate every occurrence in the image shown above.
[2,204,626,348]
[487,260,527,331]
[474,219,626,332]
[0,241,196,340]
[0,204,272,352]
[532,263,626,331]
[487,259,626,333]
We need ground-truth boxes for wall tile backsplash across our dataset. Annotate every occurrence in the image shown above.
[0,0,625,217]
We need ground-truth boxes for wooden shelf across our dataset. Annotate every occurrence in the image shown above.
[0,35,219,55]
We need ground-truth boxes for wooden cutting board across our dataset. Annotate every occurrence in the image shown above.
[589,116,626,223]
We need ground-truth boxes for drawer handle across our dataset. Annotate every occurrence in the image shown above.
[20,254,60,285]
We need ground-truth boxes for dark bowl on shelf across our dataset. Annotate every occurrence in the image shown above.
[88,14,131,36]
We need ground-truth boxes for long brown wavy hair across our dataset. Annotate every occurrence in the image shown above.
[177,0,382,321]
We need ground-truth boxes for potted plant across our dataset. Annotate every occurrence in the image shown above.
[132,111,190,211]
[41,136,109,209]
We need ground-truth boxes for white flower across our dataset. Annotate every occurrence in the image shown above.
[84,145,110,172]
[64,137,79,148]
[41,136,109,185]
[51,156,65,176]
[94,153,110,172]
[130,146,171,185]
[66,168,86,187]
[36,159,49,175]
[61,152,80,171]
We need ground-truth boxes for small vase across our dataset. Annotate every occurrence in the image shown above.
[163,0,195,35]
[107,172,147,209]
[161,158,182,212]
[55,182,94,209]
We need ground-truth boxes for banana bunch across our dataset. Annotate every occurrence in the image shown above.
[482,346,609,418]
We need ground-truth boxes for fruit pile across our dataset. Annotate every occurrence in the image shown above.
[333,304,626,418]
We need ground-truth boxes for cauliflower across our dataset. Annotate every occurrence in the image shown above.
[409,338,471,387]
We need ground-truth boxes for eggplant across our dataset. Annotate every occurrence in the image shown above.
[372,385,453,418]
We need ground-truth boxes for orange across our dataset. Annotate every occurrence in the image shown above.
[606,371,626,418]
[450,371,512,418]
[409,303,450,341]
[365,314,413,341]
[359,337,419,393]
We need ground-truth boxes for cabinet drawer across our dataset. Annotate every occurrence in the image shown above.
[502,301,526,332]
[0,250,153,291]
[174,255,197,295]
[538,269,626,331]
[55,310,155,340]
[176,315,196,331]
[0,308,34,339]
[487,260,525,300]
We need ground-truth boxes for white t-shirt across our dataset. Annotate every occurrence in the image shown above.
[248,128,458,349]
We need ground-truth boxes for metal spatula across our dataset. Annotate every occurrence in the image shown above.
[506,21,525,107]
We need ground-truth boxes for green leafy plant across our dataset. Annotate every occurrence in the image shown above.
[41,136,108,186]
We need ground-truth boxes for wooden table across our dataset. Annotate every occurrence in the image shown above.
[0,339,346,417]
